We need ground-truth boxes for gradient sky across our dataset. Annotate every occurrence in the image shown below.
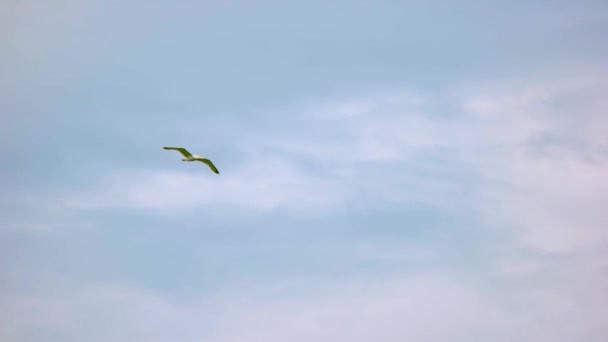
[2,1,608,341]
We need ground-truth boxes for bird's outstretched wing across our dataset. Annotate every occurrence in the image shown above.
[195,158,220,174]
[163,147,193,158]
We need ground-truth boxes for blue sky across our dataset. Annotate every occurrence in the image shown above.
[2,0,608,341]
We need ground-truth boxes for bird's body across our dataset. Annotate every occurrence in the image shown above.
[163,147,220,174]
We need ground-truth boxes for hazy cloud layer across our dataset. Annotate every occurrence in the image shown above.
[3,1,608,341]
[58,67,608,256]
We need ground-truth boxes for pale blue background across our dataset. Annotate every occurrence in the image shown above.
[2,1,607,341]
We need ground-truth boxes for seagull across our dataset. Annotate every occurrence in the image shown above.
[163,147,220,174]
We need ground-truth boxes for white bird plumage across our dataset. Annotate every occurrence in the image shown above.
[163,147,220,174]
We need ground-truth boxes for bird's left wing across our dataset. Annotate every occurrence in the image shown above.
[196,158,220,174]
[163,147,193,158]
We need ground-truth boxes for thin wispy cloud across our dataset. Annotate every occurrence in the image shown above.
[2,268,607,342]
[52,67,608,257]
[3,1,608,341]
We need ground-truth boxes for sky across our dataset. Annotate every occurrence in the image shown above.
[1,0,608,341]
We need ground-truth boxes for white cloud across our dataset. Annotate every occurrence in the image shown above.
[2,270,606,342]
[65,157,351,217]
[0,192,95,233]
[19,65,608,259]
[451,69,608,255]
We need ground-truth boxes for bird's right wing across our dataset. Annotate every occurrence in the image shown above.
[197,158,220,174]
[163,147,193,158]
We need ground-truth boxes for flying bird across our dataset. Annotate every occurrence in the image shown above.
[163,147,220,174]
